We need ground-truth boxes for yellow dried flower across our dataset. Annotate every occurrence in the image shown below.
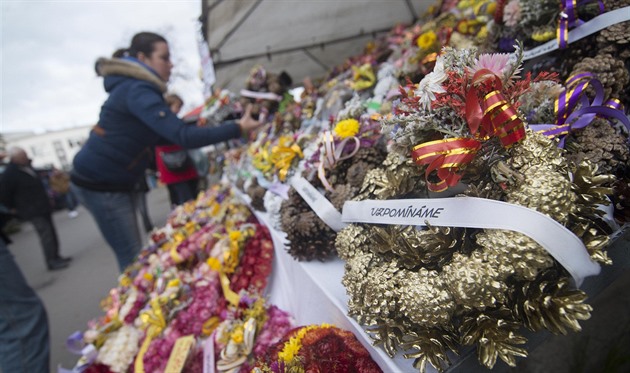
[143,273,154,281]
[333,119,360,138]
[229,230,242,242]
[278,324,332,363]
[532,29,555,42]
[417,31,437,50]
[119,275,131,287]
[184,221,196,235]
[167,278,180,288]
[278,336,301,362]
[207,257,221,271]
[477,25,488,39]
[172,231,185,244]
[231,325,244,344]
[210,201,221,216]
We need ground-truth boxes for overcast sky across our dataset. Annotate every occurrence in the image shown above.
[1,0,204,134]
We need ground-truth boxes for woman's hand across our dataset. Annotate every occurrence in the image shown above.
[236,104,262,136]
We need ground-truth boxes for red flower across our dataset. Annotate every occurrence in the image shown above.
[250,275,267,291]
[256,262,272,277]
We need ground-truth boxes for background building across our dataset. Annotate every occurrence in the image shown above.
[3,126,91,170]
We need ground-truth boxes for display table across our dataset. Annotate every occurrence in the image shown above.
[252,210,411,372]
[244,190,630,373]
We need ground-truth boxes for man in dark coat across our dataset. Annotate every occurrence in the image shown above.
[0,204,51,371]
[0,147,71,270]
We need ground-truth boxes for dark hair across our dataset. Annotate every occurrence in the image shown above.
[114,32,167,59]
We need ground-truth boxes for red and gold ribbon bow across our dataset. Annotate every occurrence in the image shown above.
[482,90,527,147]
[411,138,482,192]
[412,69,525,192]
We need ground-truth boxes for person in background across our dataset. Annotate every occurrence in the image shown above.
[70,31,262,271]
[156,93,201,207]
[49,167,80,218]
[0,205,51,372]
[0,147,71,271]
[135,175,154,233]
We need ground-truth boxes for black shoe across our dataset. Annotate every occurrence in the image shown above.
[56,256,72,263]
[47,259,70,271]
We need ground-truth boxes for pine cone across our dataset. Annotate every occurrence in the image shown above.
[565,118,630,175]
[461,179,505,201]
[343,251,378,323]
[294,211,322,237]
[365,321,406,358]
[326,183,357,211]
[597,21,630,48]
[476,229,554,281]
[558,35,599,77]
[245,179,267,212]
[505,130,575,224]
[362,260,406,320]
[314,143,386,196]
[346,161,372,189]
[604,0,630,10]
[505,164,575,223]
[357,152,425,200]
[459,307,528,369]
[507,129,567,175]
[352,143,388,166]
[569,161,615,263]
[286,237,334,262]
[328,145,387,189]
[571,53,630,99]
[612,178,630,223]
[442,251,510,311]
[336,224,370,260]
[510,269,592,335]
[369,225,469,270]
[280,188,337,261]
[400,328,458,373]
[398,268,455,328]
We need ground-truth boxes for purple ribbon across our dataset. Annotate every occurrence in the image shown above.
[66,331,85,355]
[529,73,630,147]
[558,0,605,48]
[57,331,98,373]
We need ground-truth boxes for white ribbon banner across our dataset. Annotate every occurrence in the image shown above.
[342,197,600,286]
[523,6,630,60]
[240,89,283,101]
[290,176,347,232]
[196,24,216,99]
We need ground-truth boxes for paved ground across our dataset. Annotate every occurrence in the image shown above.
[6,185,172,372]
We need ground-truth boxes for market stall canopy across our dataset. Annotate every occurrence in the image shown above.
[201,0,429,92]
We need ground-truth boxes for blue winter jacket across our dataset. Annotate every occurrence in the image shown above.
[72,57,241,191]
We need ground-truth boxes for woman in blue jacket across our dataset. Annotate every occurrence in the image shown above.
[71,32,261,271]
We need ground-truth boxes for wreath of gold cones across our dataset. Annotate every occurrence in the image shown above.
[336,130,615,371]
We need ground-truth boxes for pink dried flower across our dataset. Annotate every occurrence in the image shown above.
[503,0,521,27]
[471,53,511,78]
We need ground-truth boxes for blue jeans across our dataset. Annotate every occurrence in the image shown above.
[168,179,199,206]
[65,190,79,211]
[70,184,142,271]
[0,239,50,372]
